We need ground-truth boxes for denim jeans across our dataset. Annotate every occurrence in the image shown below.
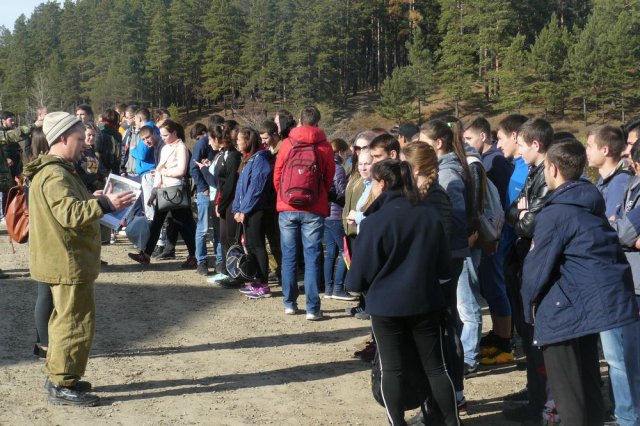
[457,247,482,367]
[322,220,347,296]
[195,192,212,264]
[601,324,639,426]
[622,296,640,425]
[279,211,323,314]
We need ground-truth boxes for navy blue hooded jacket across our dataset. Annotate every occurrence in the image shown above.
[345,190,451,317]
[232,149,274,215]
[190,135,216,193]
[522,180,639,347]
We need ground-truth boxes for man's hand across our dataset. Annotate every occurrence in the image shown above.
[7,158,13,167]
[517,197,528,210]
[215,204,220,218]
[234,212,245,223]
[104,183,136,210]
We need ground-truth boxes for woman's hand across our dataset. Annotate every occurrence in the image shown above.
[196,159,211,169]
[346,210,357,225]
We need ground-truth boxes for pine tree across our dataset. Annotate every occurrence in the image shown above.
[438,8,475,117]
[145,5,174,107]
[529,14,570,117]
[496,34,532,112]
[378,66,418,123]
[201,0,244,106]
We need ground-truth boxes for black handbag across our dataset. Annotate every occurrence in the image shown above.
[225,224,257,281]
[157,180,190,212]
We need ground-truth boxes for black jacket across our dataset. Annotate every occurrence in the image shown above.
[345,190,451,317]
[213,147,242,218]
[506,162,548,241]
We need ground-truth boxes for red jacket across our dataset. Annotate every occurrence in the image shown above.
[273,126,335,216]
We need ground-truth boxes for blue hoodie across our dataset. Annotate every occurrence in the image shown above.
[232,149,274,215]
[129,121,160,175]
[438,151,470,259]
[596,162,632,219]
[522,180,638,346]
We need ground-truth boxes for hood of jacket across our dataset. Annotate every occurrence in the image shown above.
[439,152,464,174]
[464,145,482,163]
[545,179,605,216]
[24,155,75,181]
[287,126,327,144]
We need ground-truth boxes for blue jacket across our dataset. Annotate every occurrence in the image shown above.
[438,152,469,259]
[129,121,159,175]
[611,175,640,295]
[232,150,274,215]
[482,144,513,207]
[596,162,632,219]
[345,190,451,317]
[190,135,215,193]
[522,180,639,346]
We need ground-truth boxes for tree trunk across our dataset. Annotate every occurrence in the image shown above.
[583,97,587,126]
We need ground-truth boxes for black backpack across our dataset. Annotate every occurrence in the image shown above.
[371,337,431,410]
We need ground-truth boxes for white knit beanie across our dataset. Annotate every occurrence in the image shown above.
[43,112,81,146]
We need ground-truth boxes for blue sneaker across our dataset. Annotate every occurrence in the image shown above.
[207,273,229,284]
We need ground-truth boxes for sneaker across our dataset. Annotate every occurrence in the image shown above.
[268,271,281,283]
[464,363,478,378]
[480,349,515,365]
[332,291,357,301]
[151,245,165,258]
[457,396,468,415]
[47,383,100,407]
[503,387,528,403]
[208,273,230,283]
[213,277,243,289]
[246,285,272,299]
[239,282,260,294]
[181,256,197,269]
[306,311,323,321]
[128,251,150,265]
[43,377,92,394]
[284,307,298,315]
[155,250,176,260]
[346,306,365,316]
[354,311,370,320]
[196,262,208,276]
[0,270,9,279]
[542,400,561,425]
[323,293,333,299]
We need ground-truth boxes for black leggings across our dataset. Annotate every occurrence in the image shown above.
[35,283,53,347]
[245,209,282,284]
[219,204,239,271]
[371,313,459,426]
[145,206,196,256]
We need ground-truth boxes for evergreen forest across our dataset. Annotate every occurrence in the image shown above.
[0,0,638,123]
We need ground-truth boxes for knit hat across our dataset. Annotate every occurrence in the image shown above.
[43,112,81,146]
[398,123,420,140]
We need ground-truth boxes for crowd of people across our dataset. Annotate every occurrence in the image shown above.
[1,103,639,426]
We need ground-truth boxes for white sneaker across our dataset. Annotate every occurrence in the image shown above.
[284,307,298,315]
[306,311,323,321]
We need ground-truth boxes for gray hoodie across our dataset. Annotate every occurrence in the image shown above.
[438,152,470,259]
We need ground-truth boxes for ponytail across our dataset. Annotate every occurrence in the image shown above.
[401,141,439,199]
[424,118,473,228]
[371,159,420,204]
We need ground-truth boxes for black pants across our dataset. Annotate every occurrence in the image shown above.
[542,334,604,426]
[371,313,459,426]
[441,258,465,394]
[244,210,269,283]
[219,204,238,271]
[35,283,53,347]
[505,248,547,413]
[145,206,196,256]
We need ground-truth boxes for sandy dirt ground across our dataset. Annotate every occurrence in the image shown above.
[0,227,532,426]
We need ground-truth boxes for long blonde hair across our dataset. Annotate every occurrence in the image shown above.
[401,142,439,199]
[358,149,376,211]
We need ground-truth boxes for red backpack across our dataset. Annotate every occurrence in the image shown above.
[279,139,323,207]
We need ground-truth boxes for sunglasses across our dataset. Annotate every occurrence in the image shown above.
[354,145,368,152]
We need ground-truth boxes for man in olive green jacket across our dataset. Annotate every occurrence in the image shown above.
[23,111,135,407]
